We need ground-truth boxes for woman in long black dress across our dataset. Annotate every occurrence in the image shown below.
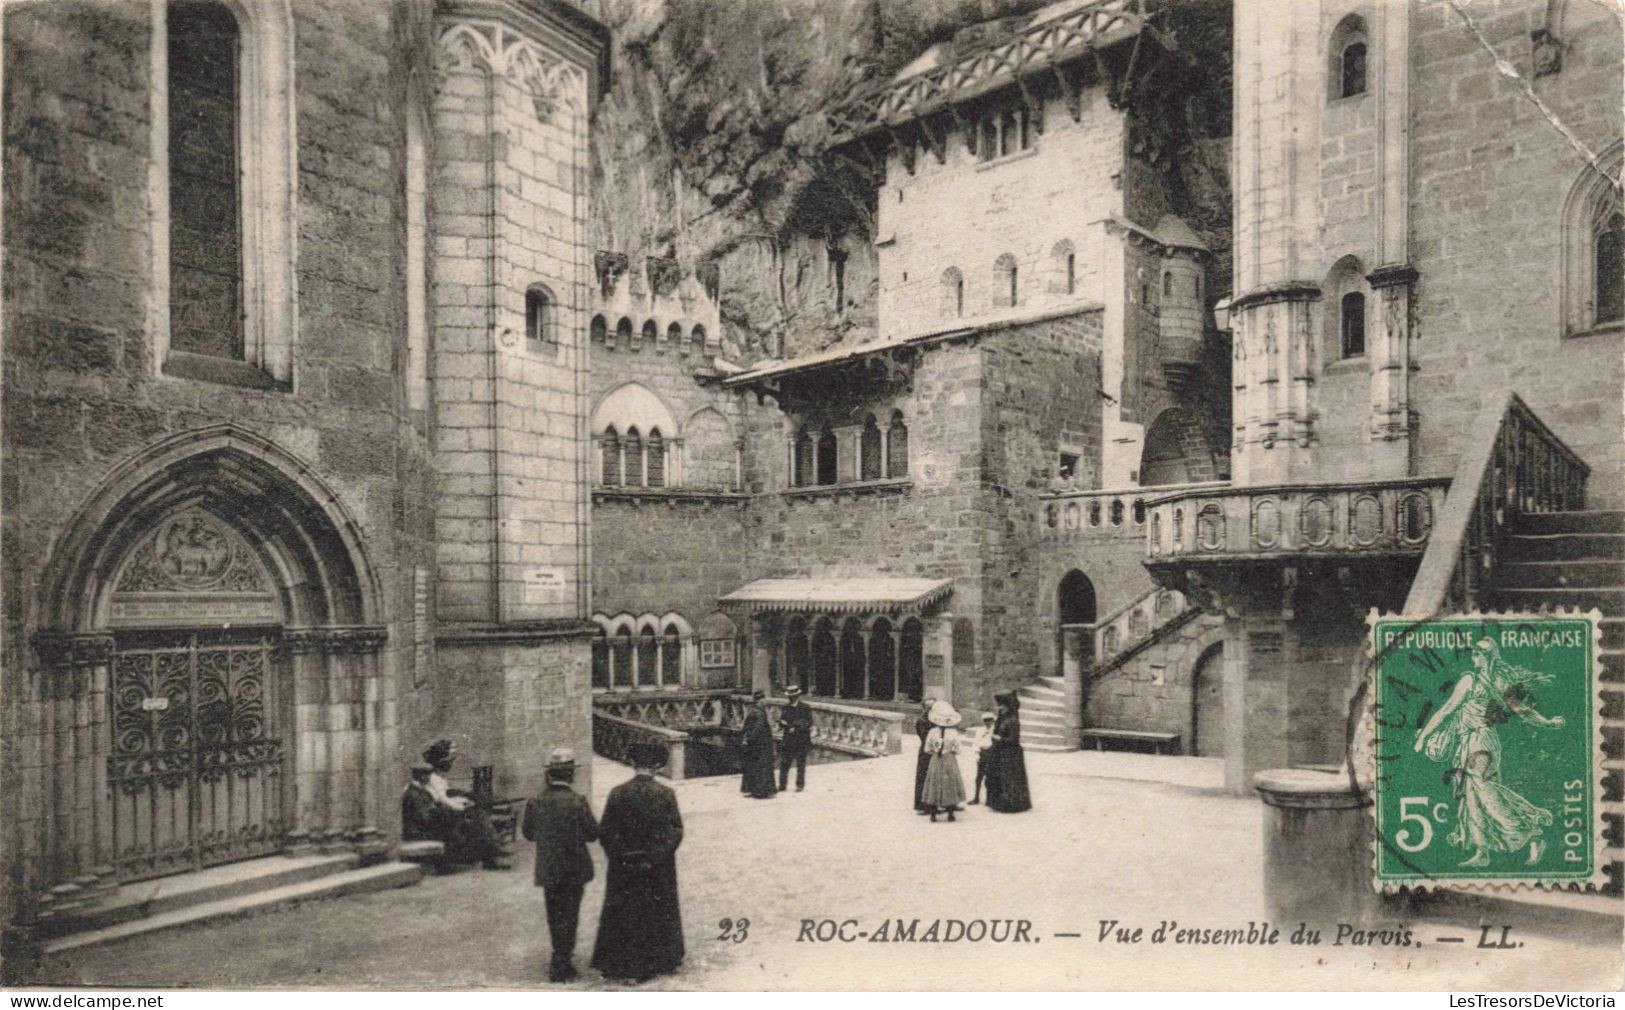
[912,698,934,813]
[985,691,1032,813]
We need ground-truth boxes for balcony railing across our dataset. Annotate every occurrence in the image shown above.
[1040,481,1229,538]
[1404,393,1589,614]
[721,694,905,758]
[1143,478,1450,562]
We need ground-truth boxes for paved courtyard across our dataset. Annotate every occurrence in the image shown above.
[31,751,1622,991]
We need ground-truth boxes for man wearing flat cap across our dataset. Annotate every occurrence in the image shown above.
[777,685,813,793]
[522,747,599,982]
[739,690,777,799]
[592,742,685,983]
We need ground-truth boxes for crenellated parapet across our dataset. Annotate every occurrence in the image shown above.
[588,251,729,363]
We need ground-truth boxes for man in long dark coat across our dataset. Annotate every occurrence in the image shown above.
[739,691,777,799]
[591,743,685,983]
[913,698,934,813]
[522,747,598,982]
[777,685,813,792]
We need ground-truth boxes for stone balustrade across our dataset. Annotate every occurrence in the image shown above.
[591,711,692,780]
[1039,481,1229,538]
[1143,477,1449,562]
[721,694,905,758]
[1091,586,1191,669]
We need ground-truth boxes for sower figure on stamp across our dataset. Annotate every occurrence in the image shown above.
[591,743,686,984]
[522,747,598,982]
[912,698,934,813]
[1414,637,1562,867]
[416,740,512,868]
[777,685,813,792]
[739,690,778,799]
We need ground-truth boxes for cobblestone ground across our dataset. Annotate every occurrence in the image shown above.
[30,752,1622,991]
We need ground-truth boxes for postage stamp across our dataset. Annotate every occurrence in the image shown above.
[1369,612,1605,891]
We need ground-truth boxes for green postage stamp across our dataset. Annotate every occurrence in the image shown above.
[1370,612,1605,890]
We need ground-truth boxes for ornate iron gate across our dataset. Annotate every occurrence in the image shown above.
[109,629,286,881]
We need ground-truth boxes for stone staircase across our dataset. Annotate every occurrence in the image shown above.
[36,852,425,955]
[1489,509,1624,895]
[1017,675,1082,752]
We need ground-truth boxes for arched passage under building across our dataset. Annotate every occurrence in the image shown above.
[1139,406,1225,487]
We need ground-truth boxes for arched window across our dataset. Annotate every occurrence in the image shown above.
[525,284,555,347]
[898,618,925,702]
[994,254,1019,308]
[1329,15,1369,100]
[1322,256,1368,360]
[868,618,896,701]
[590,314,607,344]
[816,427,838,486]
[1000,109,1018,157]
[168,1,244,362]
[624,427,644,487]
[646,429,665,488]
[860,414,883,480]
[1050,241,1076,295]
[1163,272,1173,297]
[691,324,707,350]
[1340,292,1366,358]
[637,626,658,687]
[839,619,866,699]
[591,627,610,689]
[666,321,683,348]
[661,623,683,686]
[1595,210,1623,326]
[786,616,810,693]
[1563,147,1625,335]
[640,319,657,345]
[794,427,815,487]
[886,411,909,478]
[811,619,837,696]
[941,267,965,319]
[612,627,633,688]
[615,317,633,344]
[600,426,621,486]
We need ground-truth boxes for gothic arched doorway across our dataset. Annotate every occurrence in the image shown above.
[1057,570,1097,677]
[1191,642,1225,758]
[33,427,383,889]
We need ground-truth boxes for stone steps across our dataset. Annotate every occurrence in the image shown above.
[1496,560,1624,589]
[1504,532,1625,562]
[1515,511,1625,535]
[37,853,364,940]
[41,860,424,955]
[1016,672,1080,752]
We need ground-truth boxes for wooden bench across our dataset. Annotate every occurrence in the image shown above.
[1080,729,1181,755]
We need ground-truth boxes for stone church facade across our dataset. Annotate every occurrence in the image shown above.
[2,0,608,933]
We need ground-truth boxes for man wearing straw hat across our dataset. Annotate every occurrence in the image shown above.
[522,747,599,982]
[592,742,686,983]
[777,684,813,793]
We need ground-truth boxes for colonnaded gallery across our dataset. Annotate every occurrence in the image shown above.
[2,0,1621,950]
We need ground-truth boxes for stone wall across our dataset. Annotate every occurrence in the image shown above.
[1084,615,1224,753]
[2,0,430,907]
[875,86,1125,342]
[1408,0,1623,502]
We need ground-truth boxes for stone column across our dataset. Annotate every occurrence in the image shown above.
[1230,286,1322,485]
[750,614,775,694]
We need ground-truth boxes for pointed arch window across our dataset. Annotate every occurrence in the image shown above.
[1595,210,1623,326]
[1563,151,1625,336]
[860,414,883,480]
[886,411,909,479]
[661,623,683,686]
[623,427,644,487]
[794,428,815,488]
[600,426,622,486]
[646,429,665,488]
[615,317,633,345]
[941,267,965,319]
[994,254,1019,308]
[640,319,657,347]
[591,628,610,689]
[590,314,607,344]
[815,427,838,486]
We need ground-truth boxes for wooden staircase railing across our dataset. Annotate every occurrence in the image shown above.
[1404,393,1589,615]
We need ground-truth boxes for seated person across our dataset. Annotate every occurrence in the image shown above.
[403,739,510,870]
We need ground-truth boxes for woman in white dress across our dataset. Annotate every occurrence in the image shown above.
[920,700,967,822]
